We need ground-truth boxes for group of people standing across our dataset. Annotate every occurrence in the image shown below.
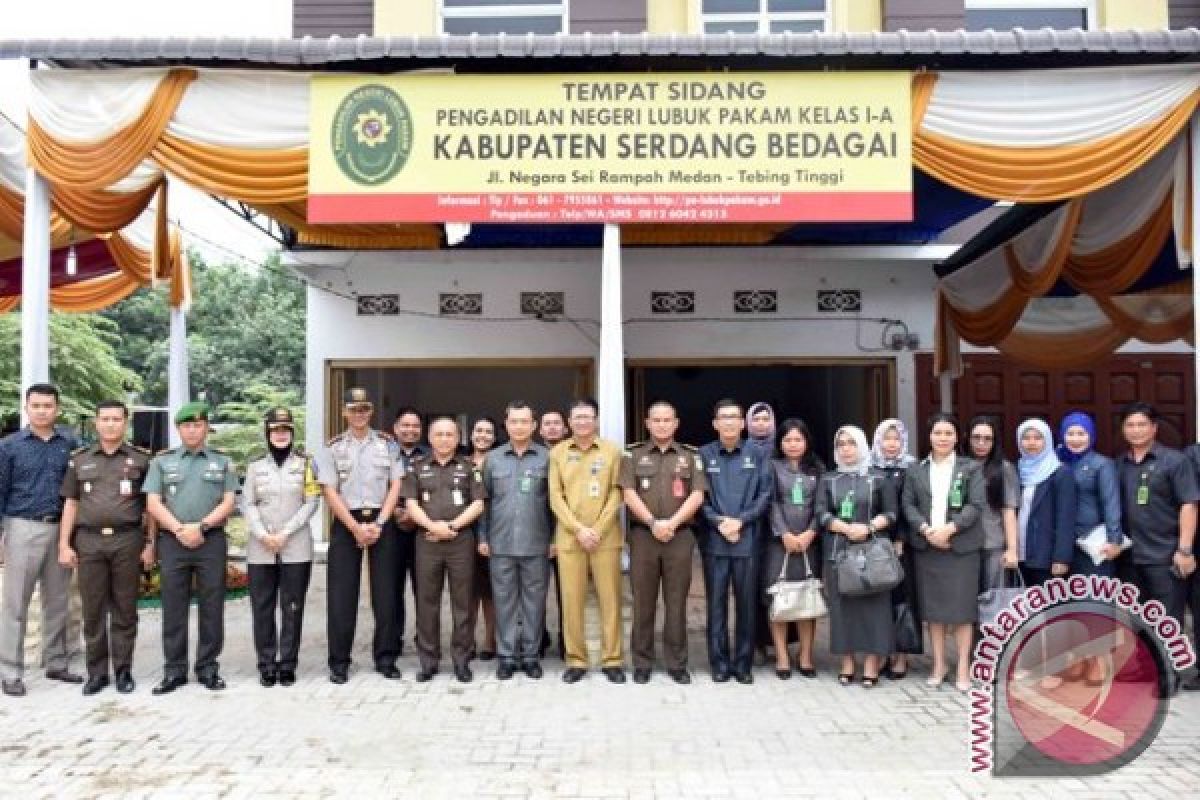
[1,381,1198,697]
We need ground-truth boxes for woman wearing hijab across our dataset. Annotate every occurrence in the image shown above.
[1058,412,1124,578]
[814,425,897,688]
[966,416,1020,593]
[902,413,986,691]
[746,401,777,661]
[870,419,921,680]
[468,416,498,660]
[763,418,824,679]
[241,407,320,687]
[1015,418,1076,587]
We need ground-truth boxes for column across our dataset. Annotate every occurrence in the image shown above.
[167,305,190,448]
[597,224,626,447]
[20,169,51,421]
[1192,118,1200,438]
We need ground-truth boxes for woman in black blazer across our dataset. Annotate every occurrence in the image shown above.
[1014,418,1076,587]
[902,413,985,692]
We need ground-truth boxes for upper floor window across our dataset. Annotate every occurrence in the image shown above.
[965,1,1094,31]
[440,0,568,35]
[701,0,829,34]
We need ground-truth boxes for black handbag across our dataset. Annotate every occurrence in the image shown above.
[834,533,905,597]
[893,600,922,653]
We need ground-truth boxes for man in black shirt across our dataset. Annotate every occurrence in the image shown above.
[1117,403,1198,689]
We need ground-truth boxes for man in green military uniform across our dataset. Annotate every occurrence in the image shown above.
[57,400,155,695]
[618,400,707,685]
[143,402,239,694]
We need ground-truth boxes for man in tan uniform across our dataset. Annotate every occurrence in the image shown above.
[403,417,486,683]
[618,401,707,685]
[548,398,625,684]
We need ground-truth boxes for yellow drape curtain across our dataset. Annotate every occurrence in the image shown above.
[1003,201,1082,296]
[913,89,1200,203]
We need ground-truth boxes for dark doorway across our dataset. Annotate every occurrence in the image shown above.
[628,361,894,465]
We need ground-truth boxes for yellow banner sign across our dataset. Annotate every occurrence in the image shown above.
[309,72,912,224]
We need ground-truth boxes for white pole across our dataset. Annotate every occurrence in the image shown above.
[597,223,626,447]
[167,305,190,448]
[20,168,51,425]
[1192,118,1200,440]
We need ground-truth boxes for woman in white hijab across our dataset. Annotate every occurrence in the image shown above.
[814,425,897,688]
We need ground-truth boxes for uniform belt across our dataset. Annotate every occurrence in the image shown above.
[350,508,379,519]
[16,514,60,524]
[78,525,140,536]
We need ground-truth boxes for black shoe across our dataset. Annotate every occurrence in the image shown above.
[775,668,792,680]
[415,667,436,683]
[479,650,496,662]
[735,671,754,685]
[199,672,226,691]
[562,667,586,684]
[278,670,296,687]
[712,668,731,683]
[496,662,515,681]
[797,666,817,679]
[329,669,348,685]
[45,668,83,684]
[115,669,135,694]
[376,665,403,680]
[259,669,277,688]
[152,675,187,695]
[668,668,691,685]
[454,665,473,683]
[633,668,651,684]
[602,667,626,684]
[1182,674,1200,691]
[523,662,543,680]
[82,675,110,696]
[2,679,25,697]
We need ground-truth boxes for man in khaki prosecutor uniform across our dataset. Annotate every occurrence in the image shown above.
[618,401,707,685]
[144,402,239,694]
[403,417,486,683]
[548,398,625,684]
[58,400,155,695]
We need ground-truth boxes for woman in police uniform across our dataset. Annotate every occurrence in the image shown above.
[241,407,319,687]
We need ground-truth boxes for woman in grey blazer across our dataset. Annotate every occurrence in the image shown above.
[902,412,985,692]
[241,408,320,687]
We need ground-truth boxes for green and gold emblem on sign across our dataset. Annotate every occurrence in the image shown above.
[331,84,413,185]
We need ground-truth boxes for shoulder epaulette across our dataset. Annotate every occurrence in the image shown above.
[71,444,89,456]
[294,445,308,457]
[155,447,175,457]
[679,443,698,452]
[625,441,645,450]
[130,444,152,456]
[326,433,344,446]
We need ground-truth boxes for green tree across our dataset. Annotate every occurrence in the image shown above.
[0,312,143,423]
[102,251,305,411]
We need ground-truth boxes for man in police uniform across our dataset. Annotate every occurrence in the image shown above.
[618,401,707,685]
[403,416,486,683]
[315,388,404,684]
[144,402,239,693]
[391,406,428,652]
[57,400,154,695]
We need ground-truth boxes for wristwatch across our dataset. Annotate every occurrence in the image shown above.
[199,521,212,534]
[1179,546,1195,557]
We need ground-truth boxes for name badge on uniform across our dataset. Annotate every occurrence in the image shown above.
[422,490,431,504]
[520,473,532,494]
[169,485,178,495]
[589,480,600,498]
[452,489,464,506]
[839,490,856,521]
[791,479,804,506]
[119,479,133,496]
[672,476,685,499]
[1137,473,1149,506]
[83,481,92,494]
[640,478,651,491]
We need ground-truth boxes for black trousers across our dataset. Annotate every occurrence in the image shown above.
[249,561,312,672]
[158,530,226,679]
[705,554,756,674]
[326,512,401,672]
[1132,563,1188,629]
[396,528,416,642]
[76,530,142,678]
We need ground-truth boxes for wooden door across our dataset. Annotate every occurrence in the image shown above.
[915,353,1195,457]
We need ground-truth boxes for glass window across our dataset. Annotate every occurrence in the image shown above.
[701,0,828,34]
[440,2,567,35]
[964,2,1091,31]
